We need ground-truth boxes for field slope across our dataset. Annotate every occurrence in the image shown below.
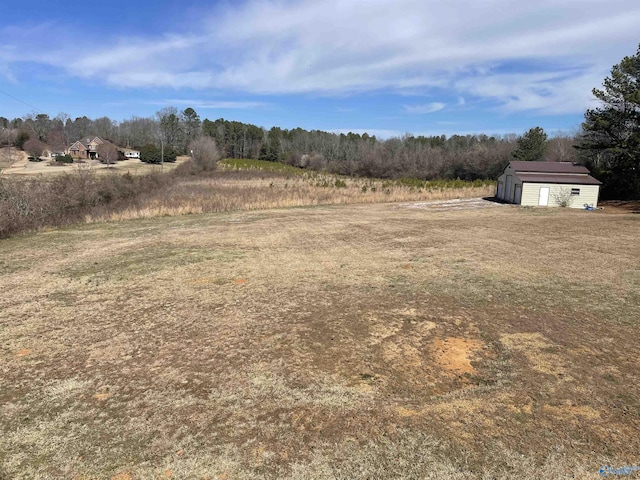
[1,202,639,479]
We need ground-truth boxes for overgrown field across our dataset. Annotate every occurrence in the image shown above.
[86,159,494,223]
[1,202,639,478]
[1,159,494,237]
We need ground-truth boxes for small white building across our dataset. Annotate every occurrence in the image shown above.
[123,150,140,159]
[496,161,601,208]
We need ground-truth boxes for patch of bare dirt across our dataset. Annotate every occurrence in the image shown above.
[432,337,483,376]
[403,197,507,211]
[599,200,640,214]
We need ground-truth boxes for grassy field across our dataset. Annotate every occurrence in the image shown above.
[1,200,639,479]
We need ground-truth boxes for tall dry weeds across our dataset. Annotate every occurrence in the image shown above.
[2,160,495,237]
[87,173,495,223]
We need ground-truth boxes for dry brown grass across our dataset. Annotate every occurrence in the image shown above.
[1,202,639,478]
[0,154,189,177]
[86,172,495,223]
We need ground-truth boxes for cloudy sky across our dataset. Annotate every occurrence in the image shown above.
[1,0,639,137]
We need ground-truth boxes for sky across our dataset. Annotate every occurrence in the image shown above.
[1,0,639,138]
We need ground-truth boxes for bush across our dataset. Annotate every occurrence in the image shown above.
[184,137,222,173]
[140,144,177,164]
[552,187,574,207]
[164,146,178,163]
[0,169,174,238]
[55,154,74,164]
[140,144,161,164]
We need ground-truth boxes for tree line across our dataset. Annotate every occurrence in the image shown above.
[0,111,577,181]
[2,43,639,197]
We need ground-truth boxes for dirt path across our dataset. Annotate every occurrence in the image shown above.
[402,197,507,211]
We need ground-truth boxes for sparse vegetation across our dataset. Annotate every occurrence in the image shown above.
[551,187,574,207]
[221,158,305,174]
[0,168,172,238]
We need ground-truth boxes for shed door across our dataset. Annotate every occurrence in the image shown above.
[514,184,522,204]
[538,187,549,206]
[497,181,504,199]
[505,175,513,202]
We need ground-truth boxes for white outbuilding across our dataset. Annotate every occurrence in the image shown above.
[496,161,601,208]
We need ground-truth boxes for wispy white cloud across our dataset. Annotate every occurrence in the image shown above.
[454,68,604,114]
[149,99,268,109]
[403,102,446,114]
[3,0,640,116]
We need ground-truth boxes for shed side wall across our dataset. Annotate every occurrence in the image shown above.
[521,183,600,208]
[497,164,517,201]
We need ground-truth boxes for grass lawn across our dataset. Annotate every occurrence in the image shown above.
[1,202,639,479]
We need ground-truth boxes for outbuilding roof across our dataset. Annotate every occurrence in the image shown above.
[510,161,590,174]
[515,172,602,185]
[505,161,601,185]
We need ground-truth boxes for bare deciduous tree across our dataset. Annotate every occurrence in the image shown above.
[97,141,119,167]
[188,136,222,171]
[156,107,182,148]
[23,138,46,159]
[547,131,578,163]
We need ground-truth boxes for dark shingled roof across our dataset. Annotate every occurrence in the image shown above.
[510,161,591,174]
[515,173,602,185]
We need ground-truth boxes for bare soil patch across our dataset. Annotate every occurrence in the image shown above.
[404,197,507,211]
[599,200,640,214]
[432,337,483,376]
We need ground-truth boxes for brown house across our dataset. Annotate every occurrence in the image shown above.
[67,136,104,160]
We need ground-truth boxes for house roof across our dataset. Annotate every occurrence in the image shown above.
[74,136,103,148]
[510,161,591,174]
[515,173,602,185]
[68,141,86,150]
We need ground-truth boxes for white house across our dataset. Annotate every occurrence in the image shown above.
[496,161,601,208]
[123,150,140,159]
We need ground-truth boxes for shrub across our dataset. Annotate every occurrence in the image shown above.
[552,187,574,207]
[55,154,74,164]
[0,168,174,238]
[140,144,161,164]
[163,146,178,163]
[184,137,222,172]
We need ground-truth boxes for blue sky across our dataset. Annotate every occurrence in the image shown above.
[1,0,639,138]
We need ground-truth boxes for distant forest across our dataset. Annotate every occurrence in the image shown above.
[0,109,577,182]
